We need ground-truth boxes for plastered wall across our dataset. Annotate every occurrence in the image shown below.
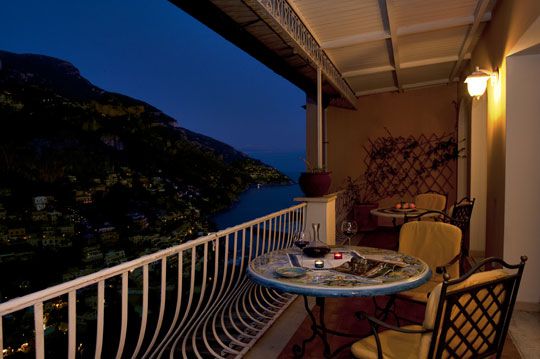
[326,84,458,210]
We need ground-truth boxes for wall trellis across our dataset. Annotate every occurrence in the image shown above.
[363,129,460,201]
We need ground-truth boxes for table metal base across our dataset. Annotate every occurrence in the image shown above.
[292,296,361,358]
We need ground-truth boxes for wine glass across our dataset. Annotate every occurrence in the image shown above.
[341,220,358,247]
[293,231,309,253]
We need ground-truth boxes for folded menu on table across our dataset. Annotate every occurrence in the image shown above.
[333,257,399,278]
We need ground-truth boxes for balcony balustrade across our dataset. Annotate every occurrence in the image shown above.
[0,203,306,358]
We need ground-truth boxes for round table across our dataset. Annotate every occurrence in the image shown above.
[247,246,431,357]
[371,207,439,226]
[248,246,430,297]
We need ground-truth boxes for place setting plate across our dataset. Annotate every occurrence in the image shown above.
[275,267,307,278]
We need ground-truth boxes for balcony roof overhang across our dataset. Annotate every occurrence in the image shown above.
[170,0,497,109]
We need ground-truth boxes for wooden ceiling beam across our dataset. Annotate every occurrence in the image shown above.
[343,65,395,78]
[401,53,471,69]
[449,0,492,80]
[356,78,461,97]
[321,31,390,49]
[397,12,491,36]
[402,78,451,89]
[380,0,402,89]
[355,87,398,97]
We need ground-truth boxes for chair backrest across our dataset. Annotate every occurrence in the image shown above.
[449,197,475,232]
[399,221,461,280]
[415,192,447,212]
[420,256,527,359]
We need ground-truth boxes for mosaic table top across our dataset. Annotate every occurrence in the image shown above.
[247,246,431,297]
[371,207,435,219]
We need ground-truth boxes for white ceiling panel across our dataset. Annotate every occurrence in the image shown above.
[289,0,385,44]
[399,26,469,64]
[390,0,478,29]
[326,40,391,73]
[400,62,456,85]
[347,71,396,93]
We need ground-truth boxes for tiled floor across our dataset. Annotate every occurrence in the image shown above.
[509,310,540,358]
[277,296,521,358]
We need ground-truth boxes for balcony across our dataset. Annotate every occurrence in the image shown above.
[2,0,540,357]
[0,198,531,358]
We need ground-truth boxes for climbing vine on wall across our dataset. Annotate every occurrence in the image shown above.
[361,128,463,201]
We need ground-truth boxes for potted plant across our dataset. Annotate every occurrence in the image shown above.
[298,159,331,197]
[343,176,379,231]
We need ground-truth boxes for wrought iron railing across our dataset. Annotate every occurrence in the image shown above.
[246,0,358,108]
[0,203,306,358]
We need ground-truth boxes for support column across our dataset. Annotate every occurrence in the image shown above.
[305,69,325,171]
[305,97,318,170]
[295,194,337,245]
[317,67,323,169]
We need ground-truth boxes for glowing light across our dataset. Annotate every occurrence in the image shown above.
[465,66,498,99]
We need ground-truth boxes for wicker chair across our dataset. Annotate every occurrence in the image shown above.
[353,256,527,359]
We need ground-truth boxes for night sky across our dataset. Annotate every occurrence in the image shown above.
[0,0,306,153]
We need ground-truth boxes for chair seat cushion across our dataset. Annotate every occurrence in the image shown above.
[351,325,424,359]
[397,279,440,303]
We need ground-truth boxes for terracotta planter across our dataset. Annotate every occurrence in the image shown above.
[298,172,331,197]
[353,203,379,231]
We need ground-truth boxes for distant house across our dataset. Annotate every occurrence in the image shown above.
[47,210,62,222]
[99,226,119,245]
[128,213,149,229]
[82,246,103,263]
[8,228,26,239]
[59,225,75,235]
[42,235,72,249]
[74,191,92,204]
[105,250,126,266]
[105,173,118,186]
[41,226,55,236]
[129,235,145,245]
[33,196,53,211]
[31,211,48,222]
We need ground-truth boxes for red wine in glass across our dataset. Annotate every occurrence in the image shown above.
[294,240,310,249]
[294,232,309,250]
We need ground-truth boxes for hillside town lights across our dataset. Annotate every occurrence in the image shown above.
[465,66,498,99]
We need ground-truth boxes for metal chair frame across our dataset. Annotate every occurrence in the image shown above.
[359,256,527,359]
[449,197,475,257]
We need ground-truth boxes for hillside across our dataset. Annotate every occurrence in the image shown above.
[0,50,291,298]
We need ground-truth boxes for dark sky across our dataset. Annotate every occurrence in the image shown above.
[0,0,306,153]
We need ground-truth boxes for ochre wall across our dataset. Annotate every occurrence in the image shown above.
[468,0,540,258]
[326,84,458,212]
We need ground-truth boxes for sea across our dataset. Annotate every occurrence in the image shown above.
[212,150,305,229]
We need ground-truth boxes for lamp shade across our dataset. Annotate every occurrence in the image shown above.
[464,68,491,98]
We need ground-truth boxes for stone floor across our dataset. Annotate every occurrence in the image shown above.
[509,309,540,358]
[277,296,521,358]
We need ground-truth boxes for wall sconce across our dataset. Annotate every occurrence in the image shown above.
[465,66,498,99]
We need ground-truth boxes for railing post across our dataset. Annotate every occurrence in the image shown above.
[294,193,337,245]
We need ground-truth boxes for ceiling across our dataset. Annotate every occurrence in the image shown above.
[288,0,496,96]
[170,0,497,107]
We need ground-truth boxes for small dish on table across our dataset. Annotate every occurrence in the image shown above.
[275,267,307,278]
